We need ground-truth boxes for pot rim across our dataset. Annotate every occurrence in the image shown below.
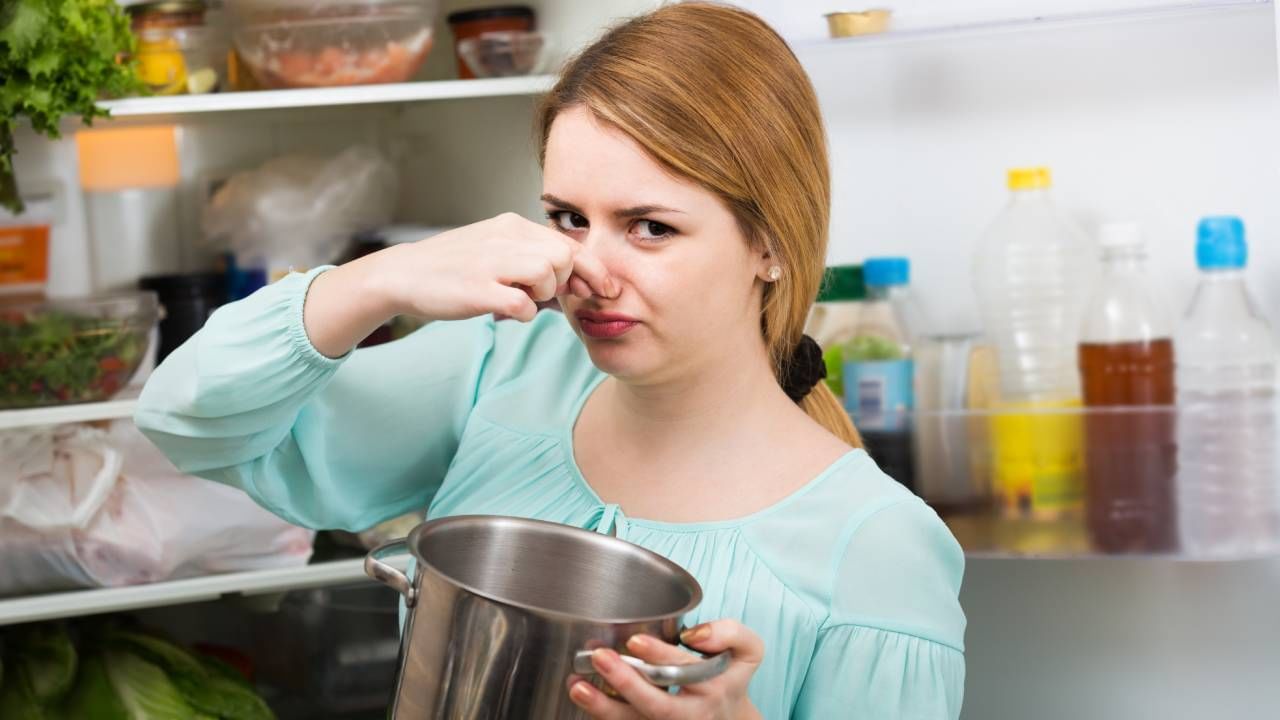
[406,514,705,625]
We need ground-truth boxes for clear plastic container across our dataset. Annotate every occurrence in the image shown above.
[0,293,159,409]
[1176,217,1279,556]
[1078,222,1177,553]
[228,0,439,88]
[973,167,1091,519]
[917,402,1280,559]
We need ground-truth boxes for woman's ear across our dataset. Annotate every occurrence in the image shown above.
[756,243,782,283]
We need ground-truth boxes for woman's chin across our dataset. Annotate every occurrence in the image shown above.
[578,336,653,380]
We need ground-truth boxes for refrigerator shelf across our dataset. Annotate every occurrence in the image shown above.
[96,75,557,121]
[907,403,1280,561]
[797,0,1270,48]
[0,389,140,431]
[0,555,410,626]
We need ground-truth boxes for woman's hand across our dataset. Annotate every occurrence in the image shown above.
[304,212,617,357]
[568,620,765,720]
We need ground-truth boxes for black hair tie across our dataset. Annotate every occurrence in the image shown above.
[782,334,827,402]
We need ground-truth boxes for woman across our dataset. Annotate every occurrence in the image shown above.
[136,3,965,718]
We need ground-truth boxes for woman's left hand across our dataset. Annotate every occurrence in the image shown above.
[567,619,764,720]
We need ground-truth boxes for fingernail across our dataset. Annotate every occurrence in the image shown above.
[681,624,710,644]
[627,634,651,652]
[592,649,617,672]
[569,681,594,704]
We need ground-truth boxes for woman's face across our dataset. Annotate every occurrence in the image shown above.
[543,107,771,385]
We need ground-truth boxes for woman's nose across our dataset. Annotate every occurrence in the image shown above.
[577,229,625,293]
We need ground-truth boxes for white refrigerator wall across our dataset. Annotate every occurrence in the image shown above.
[765,3,1280,720]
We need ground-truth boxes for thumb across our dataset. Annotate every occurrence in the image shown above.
[680,620,764,665]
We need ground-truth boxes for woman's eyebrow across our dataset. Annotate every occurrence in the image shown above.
[540,193,685,219]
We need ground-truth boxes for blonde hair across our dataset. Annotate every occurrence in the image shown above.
[535,2,861,448]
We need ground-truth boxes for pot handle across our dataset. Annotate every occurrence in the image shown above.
[572,648,731,687]
[364,538,417,608]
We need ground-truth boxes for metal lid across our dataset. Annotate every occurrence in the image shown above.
[447,5,535,25]
[125,0,206,15]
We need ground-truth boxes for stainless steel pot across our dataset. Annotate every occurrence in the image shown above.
[364,515,730,719]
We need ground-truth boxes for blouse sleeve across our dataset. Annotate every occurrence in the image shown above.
[792,498,967,719]
[134,266,504,532]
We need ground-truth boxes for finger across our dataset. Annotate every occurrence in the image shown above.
[589,649,677,718]
[681,620,764,665]
[489,284,538,322]
[567,276,592,299]
[567,679,644,720]
[569,250,617,299]
[500,255,558,302]
[626,634,700,666]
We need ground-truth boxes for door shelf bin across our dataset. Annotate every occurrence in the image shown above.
[909,402,1279,560]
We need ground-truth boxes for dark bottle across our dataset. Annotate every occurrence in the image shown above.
[1078,223,1177,553]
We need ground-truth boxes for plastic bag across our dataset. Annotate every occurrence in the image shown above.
[0,423,314,596]
[203,144,398,275]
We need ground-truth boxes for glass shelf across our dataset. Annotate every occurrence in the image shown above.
[904,403,1280,561]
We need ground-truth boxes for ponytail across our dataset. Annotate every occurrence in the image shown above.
[800,382,863,448]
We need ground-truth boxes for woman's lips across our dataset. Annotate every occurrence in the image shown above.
[575,311,640,339]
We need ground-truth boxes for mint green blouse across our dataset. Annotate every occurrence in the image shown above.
[135,267,966,719]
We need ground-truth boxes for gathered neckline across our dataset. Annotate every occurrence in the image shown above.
[559,371,866,532]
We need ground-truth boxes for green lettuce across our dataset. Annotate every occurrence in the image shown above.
[0,0,140,212]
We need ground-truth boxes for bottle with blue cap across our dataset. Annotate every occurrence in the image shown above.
[841,256,924,491]
[1176,216,1279,555]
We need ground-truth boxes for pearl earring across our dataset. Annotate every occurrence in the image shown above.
[767,265,782,282]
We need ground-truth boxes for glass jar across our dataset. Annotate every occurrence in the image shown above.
[127,0,223,95]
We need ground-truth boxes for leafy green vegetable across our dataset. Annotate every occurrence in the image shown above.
[0,306,147,409]
[0,660,44,720]
[59,653,129,720]
[105,631,274,720]
[104,650,201,719]
[8,624,77,703]
[0,0,140,213]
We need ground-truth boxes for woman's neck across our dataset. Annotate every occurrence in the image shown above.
[600,334,793,448]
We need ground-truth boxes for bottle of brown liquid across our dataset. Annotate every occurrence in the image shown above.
[1078,223,1178,553]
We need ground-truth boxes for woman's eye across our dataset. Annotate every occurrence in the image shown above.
[633,219,674,241]
[548,211,588,232]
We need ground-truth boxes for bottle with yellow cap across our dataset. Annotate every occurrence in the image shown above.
[973,166,1091,520]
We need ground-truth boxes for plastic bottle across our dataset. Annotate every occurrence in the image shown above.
[1176,216,1279,556]
[842,257,920,491]
[973,167,1090,519]
[1077,222,1177,553]
[805,264,866,399]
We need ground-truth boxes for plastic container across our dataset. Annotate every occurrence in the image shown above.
[973,166,1091,519]
[228,0,438,88]
[127,0,224,95]
[914,333,988,513]
[0,292,159,409]
[457,30,547,78]
[1176,217,1279,557]
[446,5,534,79]
[842,257,918,491]
[805,264,865,397]
[139,272,226,362]
[1077,222,1177,553]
